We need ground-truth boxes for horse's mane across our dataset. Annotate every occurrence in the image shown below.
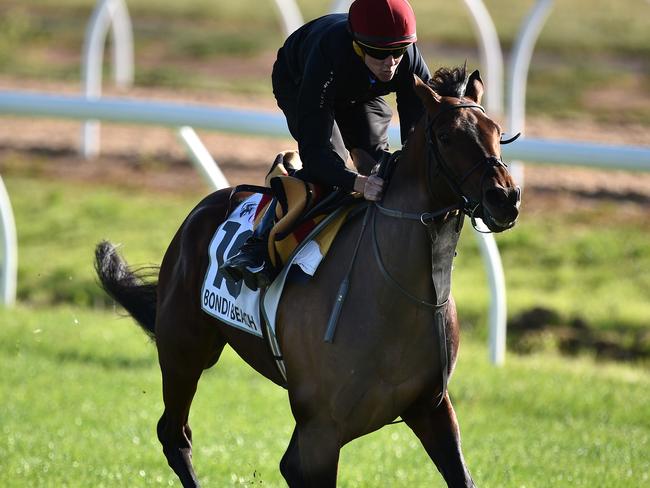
[427,65,468,98]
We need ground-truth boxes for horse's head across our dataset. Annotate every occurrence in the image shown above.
[413,67,521,232]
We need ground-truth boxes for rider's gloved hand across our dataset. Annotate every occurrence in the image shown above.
[354,174,385,202]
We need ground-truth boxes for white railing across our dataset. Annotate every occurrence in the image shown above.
[1,0,648,368]
[3,91,649,171]
[81,0,134,159]
[271,0,304,36]
[462,0,504,115]
[0,177,16,307]
[507,0,555,186]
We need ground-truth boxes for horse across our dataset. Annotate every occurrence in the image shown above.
[95,66,520,487]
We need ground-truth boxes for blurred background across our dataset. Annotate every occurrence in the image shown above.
[0,1,648,486]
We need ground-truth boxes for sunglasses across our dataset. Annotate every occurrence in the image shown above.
[357,41,410,60]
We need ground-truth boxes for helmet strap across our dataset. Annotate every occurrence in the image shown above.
[352,41,365,60]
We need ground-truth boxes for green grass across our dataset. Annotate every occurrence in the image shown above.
[6,0,649,56]
[454,199,650,334]
[0,305,648,487]
[4,173,195,306]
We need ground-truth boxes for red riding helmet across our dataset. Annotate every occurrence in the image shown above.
[348,0,417,47]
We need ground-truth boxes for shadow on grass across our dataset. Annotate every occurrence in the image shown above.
[508,306,650,363]
[53,349,157,370]
[0,341,156,370]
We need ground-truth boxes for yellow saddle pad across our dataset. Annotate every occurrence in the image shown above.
[254,176,354,269]
[246,150,359,270]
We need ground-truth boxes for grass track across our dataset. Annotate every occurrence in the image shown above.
[0,306,648,486]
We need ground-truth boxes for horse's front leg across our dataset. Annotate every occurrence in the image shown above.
[280,417,341,487]
[402,393,476,488]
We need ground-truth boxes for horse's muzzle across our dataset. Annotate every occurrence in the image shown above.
[481,185,521,232]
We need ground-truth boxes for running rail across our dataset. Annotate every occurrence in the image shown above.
[461,0,504,116]
[2,91,648,170]
[2,0,648,368]
[507,0,555,187]
[0,177,16,307]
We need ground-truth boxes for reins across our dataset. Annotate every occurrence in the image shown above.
[372,202,459,310]
[323,203,372,343]
[324,101,519,410]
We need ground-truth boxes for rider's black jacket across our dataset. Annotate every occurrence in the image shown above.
[272,14,431,190]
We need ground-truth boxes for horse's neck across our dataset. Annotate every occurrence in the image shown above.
[376,122,464,297]
[384,123,459,213]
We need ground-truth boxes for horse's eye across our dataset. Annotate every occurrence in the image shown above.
[438,132,451,145]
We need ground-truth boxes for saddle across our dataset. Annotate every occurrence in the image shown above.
[231,151,362,278]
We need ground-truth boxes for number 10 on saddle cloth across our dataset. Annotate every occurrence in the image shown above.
[201,178,356,338]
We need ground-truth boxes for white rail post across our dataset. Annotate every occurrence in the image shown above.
[507,0,554,187]
[461,0,504,115]
[177,127,230,190]
[81,0,134,159]
[109,0,134,88]
[460,0,510,365]
[0,176,17,307]
[271,0,304,37]
[329,0,352,13]
[474,222,507,364]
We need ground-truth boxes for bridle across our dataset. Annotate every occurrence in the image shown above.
[328,102,521,324]
[372,101,521,309]
[423,102,519,232]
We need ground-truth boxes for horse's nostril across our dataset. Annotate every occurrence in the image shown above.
[485,187,520,208]
[485,188,509,207]
[509,186,522,206]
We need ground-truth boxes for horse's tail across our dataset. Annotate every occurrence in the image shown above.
[94,241,158,340]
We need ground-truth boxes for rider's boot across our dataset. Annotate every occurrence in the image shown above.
[220,200,277,291]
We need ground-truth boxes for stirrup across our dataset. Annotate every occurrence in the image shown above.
[220,239,273,290]
[240,263,273,291]
[219,261,244,284]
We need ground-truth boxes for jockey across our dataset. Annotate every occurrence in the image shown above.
[221,0,432,290]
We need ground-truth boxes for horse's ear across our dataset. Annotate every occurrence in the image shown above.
[465,70,484,104]
[413,75,441,112]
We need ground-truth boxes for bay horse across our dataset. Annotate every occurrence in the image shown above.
[95,66,520,487]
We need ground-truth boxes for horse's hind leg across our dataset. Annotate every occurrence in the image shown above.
[402,394,475,488]
[156,313,226,488]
